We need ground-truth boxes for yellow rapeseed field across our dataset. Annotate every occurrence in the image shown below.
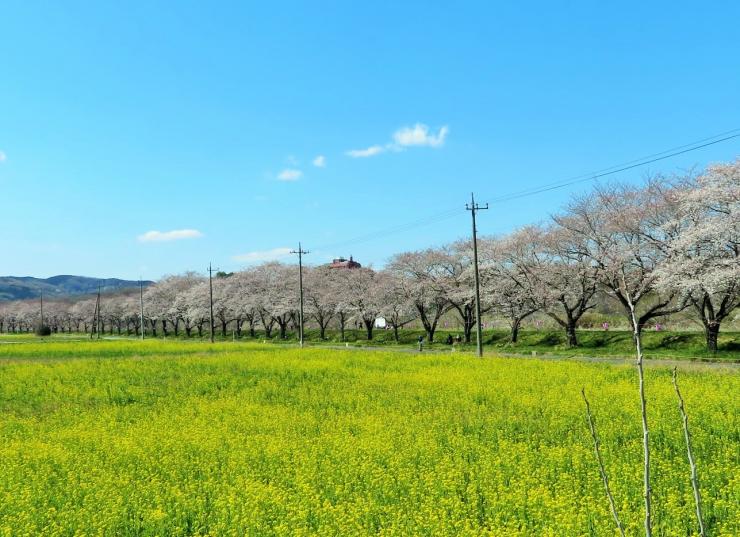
[0,339,737,536]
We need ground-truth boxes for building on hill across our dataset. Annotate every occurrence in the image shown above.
[328,256,361,269]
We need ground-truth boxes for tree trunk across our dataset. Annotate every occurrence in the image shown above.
[364,319,373,340]
[510,319,521,343]
[418,310,437,343]
[463,316,474,343]
[705,322,720,353]
[566,322,578,347]
[162,319,168,337]
[393,325,399,342]
[278,320,287,339]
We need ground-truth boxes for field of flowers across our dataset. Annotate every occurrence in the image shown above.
[0,339,737,536]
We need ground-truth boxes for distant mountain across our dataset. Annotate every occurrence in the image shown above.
[0,275,154,301]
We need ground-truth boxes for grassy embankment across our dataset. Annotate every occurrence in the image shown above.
[4,327,738,361]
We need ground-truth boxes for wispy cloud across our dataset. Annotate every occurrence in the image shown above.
[312,155,326,167]
[346,123,448,158]
[0,151,6,162]
[393,123,448,148]
[137,229,204,242]
[233,247,292,263]
[277,168,303,181]
[346,145,385,158]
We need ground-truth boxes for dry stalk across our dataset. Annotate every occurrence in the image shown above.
[672,367,706,537]
[581,388,626,537]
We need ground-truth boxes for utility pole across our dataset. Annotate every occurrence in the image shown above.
[208,263,219,343]
[90,293,97,340]
[291,242,309,348]
[96,285,102,340]
[466,192,488,357]
[139,278,145,340]
[91,286,101,340]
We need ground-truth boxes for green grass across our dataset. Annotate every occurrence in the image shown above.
[187,328,740,361]
[0,339,737,535]
[4,328,738,361]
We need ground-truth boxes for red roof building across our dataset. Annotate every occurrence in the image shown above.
[328,256,361,269]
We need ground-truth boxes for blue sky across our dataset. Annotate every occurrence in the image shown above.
[2,1,739,279]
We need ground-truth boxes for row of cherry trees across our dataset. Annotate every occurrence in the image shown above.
[1,160,737,350]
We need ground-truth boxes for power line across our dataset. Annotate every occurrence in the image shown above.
[314,207,464,251]
[312,129,739,251]
[491,127,740,203]
[489,131,740,204]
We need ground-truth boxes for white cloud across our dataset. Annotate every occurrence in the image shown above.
[277,168,303,181]
[0,151,6,162]
[393,123,448,148]
[233,247,292,263]
[346,145,385,158]
[345,123,448,158]
[312,155,326,167]
[137,229,204,242]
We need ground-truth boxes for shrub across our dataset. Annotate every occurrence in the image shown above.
[35,324,52,337]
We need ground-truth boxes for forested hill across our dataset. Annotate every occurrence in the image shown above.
[0,275,153,301]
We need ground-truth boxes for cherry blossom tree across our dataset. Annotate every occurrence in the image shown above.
[303,266,338,340]
[224,270,260,338]
[375,271,417,342]
[497,225,599,347]
[480,237,540,343]
[342,267,382,340]
[555,181,688,335]
[657,160,740,351]
[433,241,491,343]
[250,263,297,339]
[386,250,450,342]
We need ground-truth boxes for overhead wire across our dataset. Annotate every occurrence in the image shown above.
[312,128,740,251]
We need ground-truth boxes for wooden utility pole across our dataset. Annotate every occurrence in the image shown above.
[208,263,218,343]
[139,278,145,340]
[466,193,488,357]
[291,243,309,348]
[90,286,101,339]
[90,295,97,339]
[96,285,102,339]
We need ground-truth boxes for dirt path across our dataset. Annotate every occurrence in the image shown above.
[311,343,740,370]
